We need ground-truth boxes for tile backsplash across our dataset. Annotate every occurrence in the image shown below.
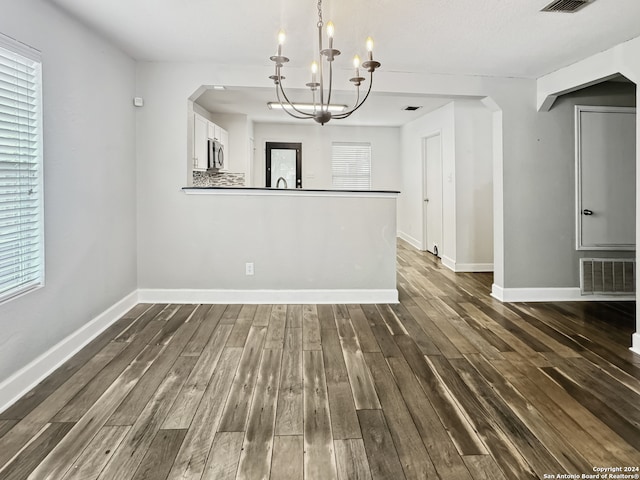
[193,171,245,187]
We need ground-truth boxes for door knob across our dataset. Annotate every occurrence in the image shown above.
[583,209,593,216]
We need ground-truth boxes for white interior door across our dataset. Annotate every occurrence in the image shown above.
[576,106,636,250]
[423,134,443,256]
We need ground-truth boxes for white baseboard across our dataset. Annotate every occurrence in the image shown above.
[491,284,635,303]
[0,290,139,415]
[631,333,640,356]
[491,284,505,301]
[137,288,399,305]
[443,261,494,273]
[629,332,640,355]
[396,236,493,274]
[454,263,493,272]
[397,231,422,250]
[442,256,456,272]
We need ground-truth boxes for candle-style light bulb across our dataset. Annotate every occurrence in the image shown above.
[326,21,334,49]
[277,29,286,56]
[311,61,318,83]
[326,21,335,38]
[366,37,374,60]
[353,55,361,69]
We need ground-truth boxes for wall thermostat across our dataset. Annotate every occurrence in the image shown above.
[133,97,144,107]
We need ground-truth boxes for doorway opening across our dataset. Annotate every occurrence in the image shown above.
[266,142,302,188]
[423,133,443,258]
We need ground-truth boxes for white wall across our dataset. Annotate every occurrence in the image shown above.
[0,0,137,386]
[252,123,401,190]
[453,101,494,271]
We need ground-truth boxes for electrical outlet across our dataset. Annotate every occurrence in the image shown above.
[245,262,254,276]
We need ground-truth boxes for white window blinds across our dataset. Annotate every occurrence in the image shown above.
[0,34,44,303]
[331,142,371,190]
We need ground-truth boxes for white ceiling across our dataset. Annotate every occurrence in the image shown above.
[48,0,640,78]
[48,0,640,125]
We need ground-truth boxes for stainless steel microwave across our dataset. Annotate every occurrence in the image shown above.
[207,139,224,170]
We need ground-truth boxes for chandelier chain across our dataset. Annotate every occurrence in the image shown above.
[317,0,323,27]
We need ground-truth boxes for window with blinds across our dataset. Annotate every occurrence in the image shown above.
[0,34,44,303]
[331,142,371,190]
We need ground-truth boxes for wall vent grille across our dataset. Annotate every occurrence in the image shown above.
[580,258,635,295]
[541,0,591,12]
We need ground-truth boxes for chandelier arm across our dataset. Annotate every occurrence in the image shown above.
[330,83,360,119]
[344,85,362,113]
[317,23,325,108]
[332,73,374,119]
[325,59,334,111]
[276,80,313,118]
[275,85,313,119]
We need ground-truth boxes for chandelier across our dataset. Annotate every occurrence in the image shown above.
[269,0,381,125]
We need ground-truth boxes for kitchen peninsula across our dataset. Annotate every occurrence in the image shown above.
[147,186,399,304]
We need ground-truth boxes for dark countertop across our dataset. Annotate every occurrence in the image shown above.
[182,186,400,194]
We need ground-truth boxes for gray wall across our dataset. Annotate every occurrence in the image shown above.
[140,192,397,292]
[505,81,636,287]
[0,0,137,383]
[136,63,397,293]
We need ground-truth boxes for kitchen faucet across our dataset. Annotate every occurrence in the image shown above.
[276,177,288,189]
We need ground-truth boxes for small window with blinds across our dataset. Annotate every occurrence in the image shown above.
[331,142,371,190]
[0,34,44,303]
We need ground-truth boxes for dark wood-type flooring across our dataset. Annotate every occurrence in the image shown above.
[1,240,639,479]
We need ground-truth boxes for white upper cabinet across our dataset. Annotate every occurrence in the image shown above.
[193,113,208,171]
[192,112,229,172]
[208,122,219,140]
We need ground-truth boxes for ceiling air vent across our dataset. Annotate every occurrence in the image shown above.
[404,106,422,111]
[541,0,592,12]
